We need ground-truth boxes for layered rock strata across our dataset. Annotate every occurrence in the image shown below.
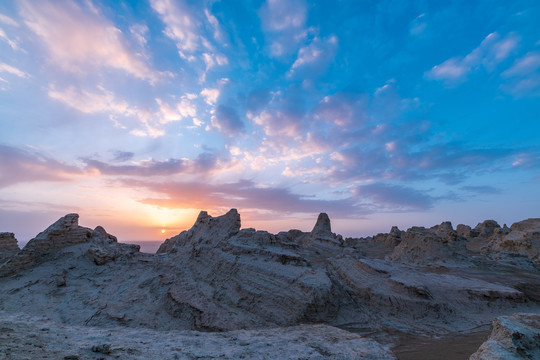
[470,313,540,359]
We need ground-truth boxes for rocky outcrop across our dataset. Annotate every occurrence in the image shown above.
[372,226,403,249]
[0,210,539,356]
[470,313,540,359]
[474,220,501,238]
[483,218,540,267]
[157,209,241,254]
[389,222,468,264]
[159,210,338,331]
[0,232,19,262]
[0,214,138,277]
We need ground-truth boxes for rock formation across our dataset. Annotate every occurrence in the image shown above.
[483,218,540,267]
[470,313,540,359]
[0,210,539,359]
[0,214,139,277]
[0,232,19,263]
[389,222,469,264]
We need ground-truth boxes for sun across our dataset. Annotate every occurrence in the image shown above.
[161,229,165,234]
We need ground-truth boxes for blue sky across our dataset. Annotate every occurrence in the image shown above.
[0,0,539,243]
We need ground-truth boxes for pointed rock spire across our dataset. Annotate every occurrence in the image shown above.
[311,213,332,237]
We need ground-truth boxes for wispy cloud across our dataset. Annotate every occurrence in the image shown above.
[150,0,200,57]
[353,183,435,211]
[426,32,519,84]
[48,85,164,137]
[259,0,308,56]
[0,62,30,78]
[501,51,540,97]
[0,28,21,50]
[20,0,161,83]
[288,36,338,78]
[126,178,362,217]
[84,152,223,177]
[0,13,18,27]
[0,144,81,188]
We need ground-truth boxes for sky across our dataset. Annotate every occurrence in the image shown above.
[0,0,539,245]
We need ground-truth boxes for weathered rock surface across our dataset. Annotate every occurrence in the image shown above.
[0,214,138,277]
[157,209,241,254]
[469,313,540,359]
[483,218,540,267]
[0,232,19,262]
[0,210,539,359]
[0,311,397,360]
[389,222,469,265]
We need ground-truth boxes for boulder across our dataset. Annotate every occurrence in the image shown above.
[470,313,540,359]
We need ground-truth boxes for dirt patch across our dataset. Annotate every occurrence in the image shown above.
[392,330,490,360]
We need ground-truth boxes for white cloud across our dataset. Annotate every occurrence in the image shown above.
[130,24,149,47]
[0,28,20,50]
[288,36,338,77]
[0,13,18,27]
[150,0,200,53]
[20,0,161,83]
[200,88,220,105]
[48,85,129,114]
[260,0,306,32]
[259,0,308,56]
[202,52,228,70]
[426,32,519,83]
[48,85,164,137]
[409,13,426,36]
[500,52,540,97]
[204,8,223,42]
[502,52,540,77]
[155,95,197,123]
[0,62,30,78]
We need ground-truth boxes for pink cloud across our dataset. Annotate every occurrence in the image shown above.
[20,0,161,83]
[0,145,82,188]
[150,0,200,55]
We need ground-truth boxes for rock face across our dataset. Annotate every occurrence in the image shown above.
[470,313,540,360]
[159,210,337,331]
[389,222,468,264]
[0,214,138,277]
[474,220,501,238]
[0,232,19,262]
[157,209,241,253]
[483,218,540,267]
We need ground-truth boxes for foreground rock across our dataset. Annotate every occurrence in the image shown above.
[0,311,396,360]
[470,313,540,359]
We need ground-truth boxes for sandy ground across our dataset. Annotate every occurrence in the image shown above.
[391,329,490,360]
